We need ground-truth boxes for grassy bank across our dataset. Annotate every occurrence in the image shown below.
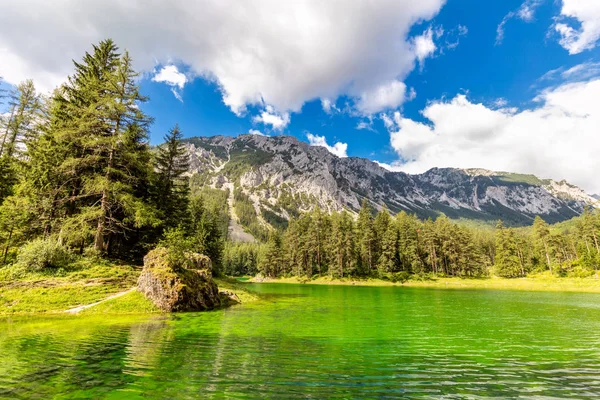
[0,260,260,315]
[0,259,142,314]
[250,274,600,293]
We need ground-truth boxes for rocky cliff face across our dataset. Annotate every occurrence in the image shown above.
[183,134,597,226]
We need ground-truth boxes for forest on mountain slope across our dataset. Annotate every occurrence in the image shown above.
[0,39,599,283]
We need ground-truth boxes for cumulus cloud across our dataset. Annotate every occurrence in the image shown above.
[321,98,341,114]
[0,0,444,116]
[306,133,348,158]
[554,0,600,54]
[356,80,410,114]
[412,27,437,67]
[385,79,600,193]
[496,0,543,45]
[152,65,187,101]
[253,105,290,130]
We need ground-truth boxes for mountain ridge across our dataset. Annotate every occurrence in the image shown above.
[182,134,597,230]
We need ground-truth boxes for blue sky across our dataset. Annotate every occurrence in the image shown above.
[1,0,599,192]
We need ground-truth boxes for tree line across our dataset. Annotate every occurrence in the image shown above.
[0,40,224,270]
[224,200,600,280]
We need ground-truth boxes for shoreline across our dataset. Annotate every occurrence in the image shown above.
[0,264,260,316]
[248,275,600,293]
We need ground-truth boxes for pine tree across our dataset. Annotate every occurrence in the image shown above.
[328,211,355,277]
[188,195,224,273]
[261,230,282,277]
[41,40,159,253]
[356,199,376,275]
[533,216,552,274]
[307,207,329,275]
[397,211,423,274]
[494,221,522,278]
[0,80,44,203]
[377,222,398,276]
[155,124,190,228]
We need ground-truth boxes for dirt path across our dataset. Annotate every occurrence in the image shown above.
[64,287,136,314]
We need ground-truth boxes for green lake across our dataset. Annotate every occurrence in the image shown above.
[2,283,600,398]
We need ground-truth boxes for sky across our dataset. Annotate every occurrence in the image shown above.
[0,0,599,193]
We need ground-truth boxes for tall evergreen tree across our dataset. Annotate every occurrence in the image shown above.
[494,221,522,278]
[0,80,44,203]
[533,216,552,273]
[356,199,376,275]
[188,195,224,273]
[377,222,398,276]
[261,230,283,277]
[155,124,190,228]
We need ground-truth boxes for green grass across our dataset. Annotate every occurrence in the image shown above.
[79,290,161,315]
[255,274,600,293]
[214,277,261,303]
[0,260,140,315]
[0,254,261,315]
[0,284,126,314]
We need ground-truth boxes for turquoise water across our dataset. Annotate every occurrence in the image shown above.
[2,283,600,398]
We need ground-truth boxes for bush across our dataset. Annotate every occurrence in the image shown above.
[16,238,75,271]
[390,271,411,283]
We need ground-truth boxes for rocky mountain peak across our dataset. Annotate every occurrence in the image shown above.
[183,134,597,228]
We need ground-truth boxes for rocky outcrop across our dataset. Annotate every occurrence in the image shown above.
[137,247,221,312]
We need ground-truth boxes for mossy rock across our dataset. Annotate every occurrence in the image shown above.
[137,247,221,312]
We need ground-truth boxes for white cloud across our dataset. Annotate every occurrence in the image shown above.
[356,80,408,114]
[412,27,437,67]
[445,24,468,50]
[555,0,600,54]
[0,0,444,115]
[152,65,188,102]
[374,160,404,172]
[321,98,333,114]
[536,62,600,89]
[356,119,376,132]
[248,129,267,136]
[253,106,290,130]
[306,133,348,158]
[386,79,600,193]
[496,0,543,45]
[493,98,508,108]
[152,65,186,89]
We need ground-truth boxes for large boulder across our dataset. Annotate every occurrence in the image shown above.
[137,247,222,312]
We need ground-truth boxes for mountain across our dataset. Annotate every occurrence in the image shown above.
[183,134,597,231]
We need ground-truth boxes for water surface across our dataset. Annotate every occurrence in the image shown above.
[2,283,600,398]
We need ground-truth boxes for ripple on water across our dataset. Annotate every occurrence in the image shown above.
[2,285,600,398]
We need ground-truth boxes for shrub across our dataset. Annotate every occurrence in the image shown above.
[390,271,411,283]
[16,238,74,271]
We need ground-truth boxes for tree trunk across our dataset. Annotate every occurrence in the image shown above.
[543,241,552,274]
[94,147,114,252]
[0,106,16,157]
[3,226,13,263]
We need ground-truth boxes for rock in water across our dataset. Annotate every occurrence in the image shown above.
[137,247,222,312]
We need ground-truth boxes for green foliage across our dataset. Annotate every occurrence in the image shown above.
[222,242,263,276]
[234,188,269,241]
[16,238,74,271]
[235,201,600,281]
[154,124,190,229]
[261,208,288,231]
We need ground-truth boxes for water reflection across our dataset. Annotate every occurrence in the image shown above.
[1,285,600,398]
